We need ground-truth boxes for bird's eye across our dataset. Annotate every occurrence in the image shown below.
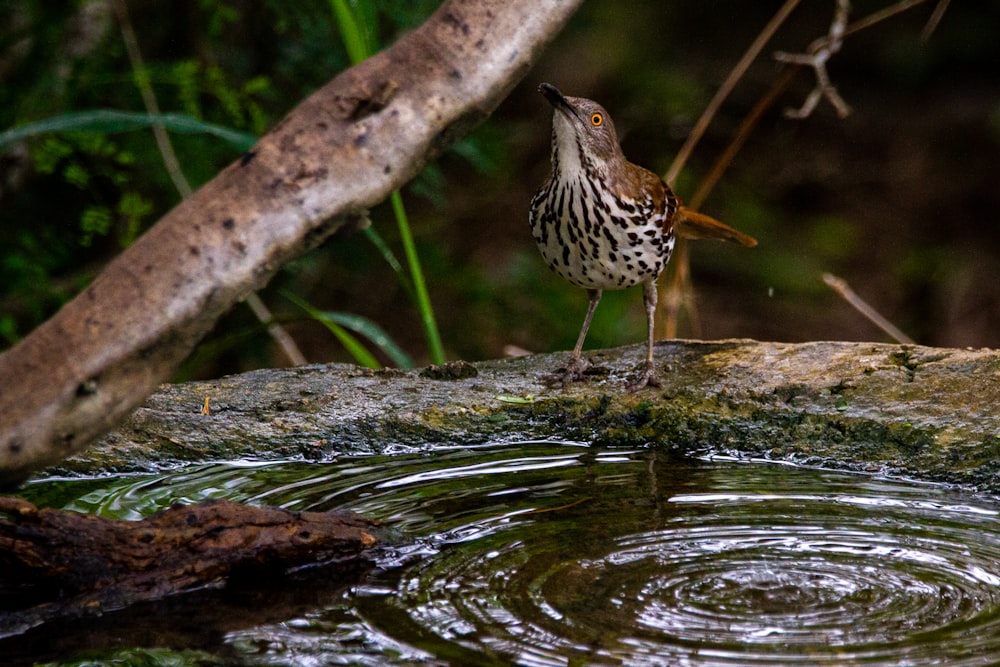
[590,113,603,127]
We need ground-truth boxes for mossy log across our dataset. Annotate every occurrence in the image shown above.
[46,339,1000,492]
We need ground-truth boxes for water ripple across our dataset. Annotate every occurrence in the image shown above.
[19,443,1000,665]
[347,449,1000,665]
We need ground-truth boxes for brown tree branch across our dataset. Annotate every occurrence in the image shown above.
[0,0,584,486]
[114,0,307,366]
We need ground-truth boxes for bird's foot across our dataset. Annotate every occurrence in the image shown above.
[626,360,662,392]
[543,355,592,387]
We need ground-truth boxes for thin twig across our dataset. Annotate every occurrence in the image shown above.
[662,73,799,338]
[921,0,950,41]
[689,68,797,211]
[662,0,936,338]
[774,0,852,119]
[843,0,928,38]
[244,293,308,365]
[664,0,801,186]
[113,0,306,367]
[113,0,191,198]
[775,0,935,119]
[663,241,699,339]
[822,273,915,344]
[660,0,801,337]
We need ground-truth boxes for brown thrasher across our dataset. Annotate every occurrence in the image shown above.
[529,83,756,390]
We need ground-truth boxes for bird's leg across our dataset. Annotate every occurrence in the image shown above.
[571,289,602,360]
[546,288,601,386]
[627,280,662,391]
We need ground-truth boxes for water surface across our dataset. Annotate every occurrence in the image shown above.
[10,441,1000,665]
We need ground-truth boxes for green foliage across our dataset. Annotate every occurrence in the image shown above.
[163,59,272,136]
[0,0,464,371]
[79,206,112,247]
[0,226,81,342]
[199,0,240,38]
[117,192,155,247]
[0,2,281,351]
[23,132,150,249]
[283,290,414,369]
[328,0,378,64]
[390,190,446,363]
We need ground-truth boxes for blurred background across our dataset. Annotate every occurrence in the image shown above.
[1,0,998,380]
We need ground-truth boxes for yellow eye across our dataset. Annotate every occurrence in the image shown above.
[591,113,603,127]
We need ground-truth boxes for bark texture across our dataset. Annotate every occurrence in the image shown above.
[0,0,585,485]
[0,497,378,637]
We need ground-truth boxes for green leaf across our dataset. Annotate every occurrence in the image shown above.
[117,192,155,247]
[80,206,113,247]
[284,291,402,369]
[392,190,445,364]
[316,310,414,369]
[0,110,257,152]
[0,315,19,345]
[495,395,537,404]
[63,162,90,189]
[363,227,412,294]
[328,0,372,65]
[32,136,73,174]
[329,0,445,365]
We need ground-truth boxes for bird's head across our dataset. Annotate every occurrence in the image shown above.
[539,83,624,173]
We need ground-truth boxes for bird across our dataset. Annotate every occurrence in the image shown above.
[529,82,756,390]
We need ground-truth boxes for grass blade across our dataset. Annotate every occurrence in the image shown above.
[328,0,374,65]
[315,310,415,369]
[363,227,413,297]
[284,292,381,368]
[0,110,257,152]
[391,191,445,364]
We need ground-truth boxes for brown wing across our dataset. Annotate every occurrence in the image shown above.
[623,168,680,236]
[661,179,680,236]
[616,164,752,246]
[676,207,757,247]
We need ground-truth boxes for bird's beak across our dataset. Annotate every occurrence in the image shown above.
[539,83,583,123]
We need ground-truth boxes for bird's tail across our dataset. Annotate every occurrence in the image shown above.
[676,207,757,247]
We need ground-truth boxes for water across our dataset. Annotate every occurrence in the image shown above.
[9,441,1000,665]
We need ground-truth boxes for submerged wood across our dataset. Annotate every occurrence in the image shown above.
[0,497,378,637]
[45,339,1000,492]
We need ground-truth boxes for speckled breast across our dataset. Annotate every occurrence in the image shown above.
[529,175,675,291]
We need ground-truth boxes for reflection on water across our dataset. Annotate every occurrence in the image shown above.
[12,441,1000,665]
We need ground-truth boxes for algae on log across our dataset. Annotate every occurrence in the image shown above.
[47,340,1000,491]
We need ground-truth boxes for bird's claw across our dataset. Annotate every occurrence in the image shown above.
[545,356,660,391]
[626,360,661,392]
[543,355,592,387]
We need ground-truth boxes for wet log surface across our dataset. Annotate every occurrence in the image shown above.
[0,497,378,638]
[46,339,1000,491]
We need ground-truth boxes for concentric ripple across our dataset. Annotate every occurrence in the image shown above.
[18,443,1000,665]
[350,464,1000,666]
